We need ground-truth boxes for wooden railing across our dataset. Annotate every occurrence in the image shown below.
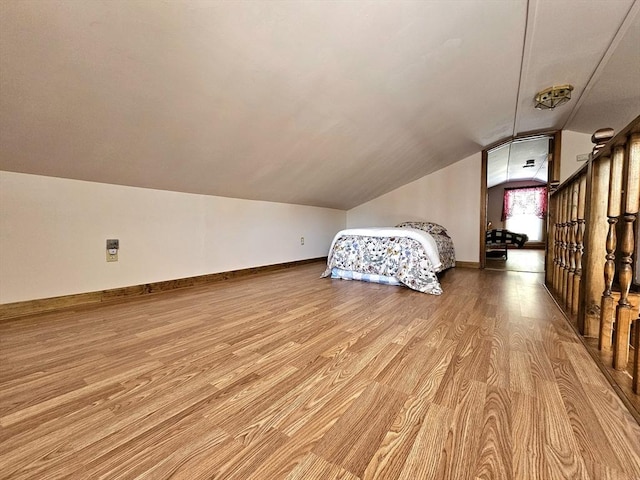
[548,115,640,402]
[598,126,640,393]
[548,162,587,318]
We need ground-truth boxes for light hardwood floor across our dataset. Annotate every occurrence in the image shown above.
[1,263,639,479]
[485,249,546,273]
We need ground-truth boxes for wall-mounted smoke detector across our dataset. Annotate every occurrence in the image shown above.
[534,84,574,110]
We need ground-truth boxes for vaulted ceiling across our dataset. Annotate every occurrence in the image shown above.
[487,136,550,189]
[1,0,639,209]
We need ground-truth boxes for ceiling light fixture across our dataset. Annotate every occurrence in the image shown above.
[534,84,574,110]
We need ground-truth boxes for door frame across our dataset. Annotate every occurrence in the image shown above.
[479,130,561,269]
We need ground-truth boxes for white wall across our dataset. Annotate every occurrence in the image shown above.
[347,153,482,263]
[560,130,592,184]
[0,171,345,304]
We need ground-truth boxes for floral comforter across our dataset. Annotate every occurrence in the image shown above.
[395,221,456,270]
[431,233,456,270]
[322,228,444,294]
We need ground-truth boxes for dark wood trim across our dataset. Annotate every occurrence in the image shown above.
[481,130,559,273]
[550,129,562,185]
[0,257,327,321]
[591,114,640,162]
[456,261,481,269]
[480,149,488,269]
[521,242,545,250]
[483,129,560,154]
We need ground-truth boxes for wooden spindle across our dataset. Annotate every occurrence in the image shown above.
[572,175,586,315]
[557,193,564,295]
[634,314,640,394]
[581,142,611,337]
[567,181,578,309]
[613,134,640,369]
[599,146,624,350]
[563,189,572,303]
[557,190,565,296]
[546,195,557,285]
[554,195,562,294]
[561,189,570,301]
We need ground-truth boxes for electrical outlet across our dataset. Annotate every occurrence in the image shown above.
[300,236,305,245]
[106,238,119,262]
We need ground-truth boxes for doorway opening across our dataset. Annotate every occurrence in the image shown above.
[480,132,560,273]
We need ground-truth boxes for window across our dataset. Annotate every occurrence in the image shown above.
[502,186,547,241]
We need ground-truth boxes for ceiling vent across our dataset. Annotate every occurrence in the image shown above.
[523,159,536,168]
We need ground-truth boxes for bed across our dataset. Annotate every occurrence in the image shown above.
[485,228,529,259]
[321,221,456,295]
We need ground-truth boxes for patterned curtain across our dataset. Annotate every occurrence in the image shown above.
[502,186,547,221]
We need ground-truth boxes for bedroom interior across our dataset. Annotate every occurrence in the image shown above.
[483,135,551,273]
[1,0,640,478]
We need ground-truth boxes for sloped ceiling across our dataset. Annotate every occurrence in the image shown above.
[487,136,550,188]
[1,0,638,210]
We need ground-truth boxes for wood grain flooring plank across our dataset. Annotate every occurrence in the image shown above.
[375,336,438,394]
[486,327,510,389]
[473,386,513,480]
[16,365,258,478]
[286,452,361,480]
[361,393,430,480]
[527,338,557,383]
[51,416,229,480]
[312,381,407,477]
[211,341,302,390]
[243,433,322,480]
[412,312,454,348]
[584,384,640,479]
[509,350,534,396]
[1,264,638,479]
[512,390,548,479]
[0,361,161,427]
[124,423,231,479]
[0,410,115,480]
[231,386,326,448]
[12,382,226,479]
[280,376,369,441]
[436,379,487,480]
[538,322,570,361]
[536,379,591,480]
[432,327,490,409]
[396,402,454,480]
[203,365,299,426]
[166,437,246,480]
[409,339,457,402]
[562,342,611,389]
[213,427,290,480]
[221,356,332,445]
[551,358,626,476]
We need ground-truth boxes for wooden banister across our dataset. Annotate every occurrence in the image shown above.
[581,153,610,336]
[573,175,586,316]
[599,144,624,350]
[613,133,640,370]
[546,116,640,403]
